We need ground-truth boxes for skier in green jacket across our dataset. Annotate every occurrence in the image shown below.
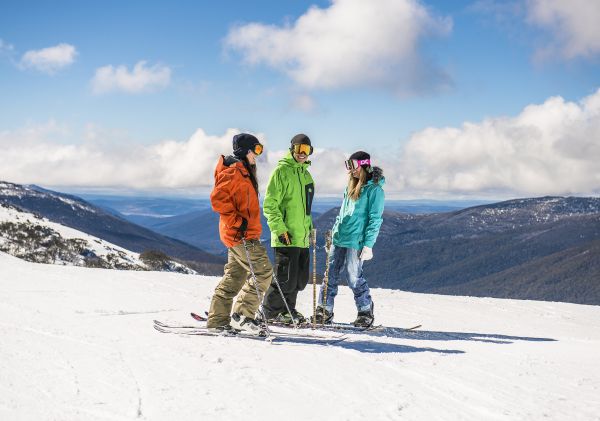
[312,151,384,328]
[261,134,315,324]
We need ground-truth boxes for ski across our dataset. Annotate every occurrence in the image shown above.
[189,313,345,339]
[191,312,207,322]
[193,311,419,333]
[154,323,346,344]
[154,324,272,341]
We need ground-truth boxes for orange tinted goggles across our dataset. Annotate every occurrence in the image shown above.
[291,143,313,156]
[252,143,264,156]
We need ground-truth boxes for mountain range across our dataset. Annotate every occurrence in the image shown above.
[0,182,224,275]
[2,181,598,305]
[96,192,600,305]
[353,197,600,305]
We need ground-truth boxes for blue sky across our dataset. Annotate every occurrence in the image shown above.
[1,0,599,198]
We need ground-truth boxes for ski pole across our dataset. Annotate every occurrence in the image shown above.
[241,237,272,337]
[272,272,299,330]
[251,240,299,330]
[322,230,332,326]
[312,228,317,329]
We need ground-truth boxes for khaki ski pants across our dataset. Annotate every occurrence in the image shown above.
[207,240,273,328]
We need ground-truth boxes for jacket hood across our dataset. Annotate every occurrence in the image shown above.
[368,166,385,186]
[215,155,248,176]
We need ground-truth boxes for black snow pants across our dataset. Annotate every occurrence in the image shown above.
[262,247,310,318]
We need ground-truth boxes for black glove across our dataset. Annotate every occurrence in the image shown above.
[278,231,292,245]
[235,218,248,240]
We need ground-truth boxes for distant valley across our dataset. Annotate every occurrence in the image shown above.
[3,182,598,305]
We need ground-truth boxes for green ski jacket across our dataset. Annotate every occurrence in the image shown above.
[263,152,314,248]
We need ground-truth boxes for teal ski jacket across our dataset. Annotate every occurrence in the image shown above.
[263,152,314,248]
[332,168,385,250]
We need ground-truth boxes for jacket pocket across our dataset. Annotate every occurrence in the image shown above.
[305,182,314,216]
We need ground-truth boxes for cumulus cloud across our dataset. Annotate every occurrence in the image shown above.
[20,43,77,74]
[224,0,452,96]
[395,88,600,197]
[526,0,600,60]
[0,124,352,195]
[91,61,171,94]
[3,89,600,198]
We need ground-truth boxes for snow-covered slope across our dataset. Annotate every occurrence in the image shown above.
[0,203,194,273]
[1,252,599,421]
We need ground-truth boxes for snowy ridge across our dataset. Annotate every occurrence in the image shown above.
[0,181,97,214]
[0,254,598,420]
[463,196,600,230]
[0,203,194,273]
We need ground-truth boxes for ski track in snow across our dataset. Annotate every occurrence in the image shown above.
[1,251,600,421]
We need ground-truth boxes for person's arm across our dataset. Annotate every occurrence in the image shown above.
[210,172,245,231]
[363,186,385,248]
[263,169,288,236]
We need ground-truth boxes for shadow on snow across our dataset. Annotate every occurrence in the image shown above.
[269,325,556,354]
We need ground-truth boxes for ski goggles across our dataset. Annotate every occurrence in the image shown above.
[344,158,371,171]
[251,143,264,156]
[291,143,313,156]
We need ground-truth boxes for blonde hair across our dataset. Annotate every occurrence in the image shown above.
[347,167,367,201]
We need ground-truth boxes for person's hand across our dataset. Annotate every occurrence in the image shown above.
[278,231,292,245]
[236,218,248,240]
[360,246,373,261]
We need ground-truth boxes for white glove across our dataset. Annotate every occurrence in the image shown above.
[360,247,373,261]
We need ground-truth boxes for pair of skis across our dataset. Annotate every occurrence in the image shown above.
[153,313,348,344]
[191,311,421,333]
[153,312,421,344]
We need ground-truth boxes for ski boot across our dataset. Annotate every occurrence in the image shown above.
[353,302,374,328]
[273,309,306,325]
[310,306,334,324]
[207,324,234,334]
[230,313,266,336]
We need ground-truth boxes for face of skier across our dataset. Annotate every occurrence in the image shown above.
[350,166,362,179]
[246,150,257,165]
[293,151,309,163]
[291,143,311,163]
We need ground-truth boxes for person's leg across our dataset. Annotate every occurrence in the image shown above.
[206,248,247,328]
[287,247,309,311]
[261,247,294,319]
[345,248,373,311]
[317,245,347,314]
[232,240,273,319]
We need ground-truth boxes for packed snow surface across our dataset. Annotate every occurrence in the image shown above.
[1,252,599,420]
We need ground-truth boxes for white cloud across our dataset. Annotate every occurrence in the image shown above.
[0,39,15,54]
[91,61,171,95]
[0,124,352,195]
[290,94,317,112]
[3,88,600,198]
[20,43,77,74]
[224,0,452,96]
[394,88,600,197]
[526,0,600,60]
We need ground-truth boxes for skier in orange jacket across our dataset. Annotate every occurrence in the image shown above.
[206,133,273,335]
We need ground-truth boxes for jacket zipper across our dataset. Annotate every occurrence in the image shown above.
[297,167,307,246]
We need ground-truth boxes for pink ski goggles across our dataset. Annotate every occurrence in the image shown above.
[344,158,371,171]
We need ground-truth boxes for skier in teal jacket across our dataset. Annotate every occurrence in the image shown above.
[312,151,384,327]
[261,134,315,324]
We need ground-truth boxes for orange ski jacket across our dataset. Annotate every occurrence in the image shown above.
[210,155,262,248]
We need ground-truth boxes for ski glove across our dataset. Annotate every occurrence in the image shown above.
[235,218,248,240]
[278,231,292,246]
[360,246,373,261]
